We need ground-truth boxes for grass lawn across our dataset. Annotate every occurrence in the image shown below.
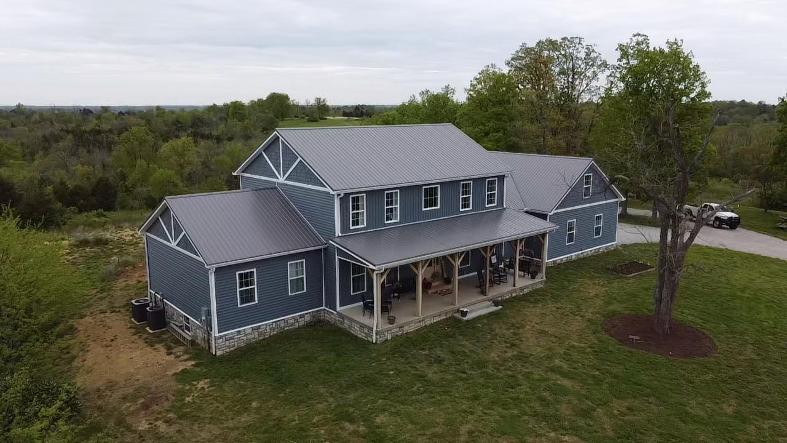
[162,244,787,441]
[619,212,661,227]
[736,206,787,240]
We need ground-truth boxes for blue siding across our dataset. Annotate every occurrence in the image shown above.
[557,163,618,210]
[246,136,280,178]
[281,141,298,175]
[547,201,618,260]
[287,161,324,187]
[148,218,168,241]
[176,236,199,256]
[146,236,211,323]
[262,136,281,176]
[324,246,337,310]
[277,182,335,240]
[338,175,506,234]
[214,249,324,333]
[338,256,370,307]
[239,174,276,190]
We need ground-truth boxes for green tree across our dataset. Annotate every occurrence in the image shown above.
[507,36,608,155]
[594,34,731,335]
[457,65,520,150]
[111,126,157,181]
[158,136,199,184]
[264,92,293,120]
[149,168,185,201]
[314,97,330,119]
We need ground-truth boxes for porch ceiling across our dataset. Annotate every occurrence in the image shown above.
[331,208,556,269]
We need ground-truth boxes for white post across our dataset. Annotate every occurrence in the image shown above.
[540,233,548,278]
[416,260,424,317]
[513,239,521,288]
[373,270,381,342]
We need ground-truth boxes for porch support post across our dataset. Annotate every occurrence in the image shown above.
[372,270,381,342]
[540,233,548,278]
[484,245,491,297]
[513,238,522,288]
[416,260,424,317]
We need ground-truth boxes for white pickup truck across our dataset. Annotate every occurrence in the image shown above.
[682,203,741,229]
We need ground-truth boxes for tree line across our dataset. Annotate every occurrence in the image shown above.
[1,35,785,229]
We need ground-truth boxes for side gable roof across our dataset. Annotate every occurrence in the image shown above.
[237,124,511,192]
[493,152,622,213]
[141,188,325,267]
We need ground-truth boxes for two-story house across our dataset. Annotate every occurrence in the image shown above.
[139,124,620,355]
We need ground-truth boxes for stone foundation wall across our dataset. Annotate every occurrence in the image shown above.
[214,310,321,355]
[162,302,210,349]
[164,278,549,355]
[548,243,618,265]
[322,310,373,342]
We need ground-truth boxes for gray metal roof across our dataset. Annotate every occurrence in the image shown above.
[164,188,324,266]
[331,209,556,269]
[276,124,511,192]
[492,152,594,213]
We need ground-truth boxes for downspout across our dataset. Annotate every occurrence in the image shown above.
[208,267,218,355]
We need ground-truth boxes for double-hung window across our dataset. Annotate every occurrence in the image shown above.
[486,178,498,207]
[236,269,257,306]
[583,173,592,199]
[288,260,306,295]
[594,214,603,238]
[350,263,366,295]
[384,190,399,223]
[350,194,366,229]
[423,185,440,210]
[460,181,472,211]
[566,219,576,245]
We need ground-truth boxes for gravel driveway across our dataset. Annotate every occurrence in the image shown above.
[617,222,787,261]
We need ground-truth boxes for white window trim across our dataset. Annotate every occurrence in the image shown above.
[485,178,498,208]
[384,189,400,224]
[236,269,258,307]
[350,263,367,295]
[422,185,440,210]
[349,193,366,229]
[583,173,592,199]
[460,180,473,211]
[566,219,576,245]
[287,259,307,295]
[594,213,603,238]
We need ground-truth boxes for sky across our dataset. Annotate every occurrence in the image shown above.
[1,0,785,106]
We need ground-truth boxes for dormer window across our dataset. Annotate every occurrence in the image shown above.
[583,173,592,199]
[422,185,440,210]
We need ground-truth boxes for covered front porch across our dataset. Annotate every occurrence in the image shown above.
[330,209,556,343]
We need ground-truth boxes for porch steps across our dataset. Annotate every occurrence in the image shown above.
[453,301,502,321]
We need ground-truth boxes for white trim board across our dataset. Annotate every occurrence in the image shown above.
[145,233,206,264]
[211,245,326,269]
[239,172,334,194]
[551,198,620,214]
[233,132,280,175]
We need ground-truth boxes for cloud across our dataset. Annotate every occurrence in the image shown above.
[1,0,785,105]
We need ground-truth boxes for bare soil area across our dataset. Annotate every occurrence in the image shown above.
[603,314,716,358]
[75,264,193,432]
[612,261,654,277]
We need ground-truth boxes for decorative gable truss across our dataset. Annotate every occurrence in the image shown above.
[234,133,330,191]
[142,204,203,261]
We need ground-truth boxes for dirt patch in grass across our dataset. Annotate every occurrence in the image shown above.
[603,314,716,358]
[612,261,654,277]
[75,264,193,433]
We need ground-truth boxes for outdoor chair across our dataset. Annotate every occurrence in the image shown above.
[360,292,374,317]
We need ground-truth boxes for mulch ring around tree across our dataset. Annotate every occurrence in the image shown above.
[612,261,654,277]
[603,314,716,358]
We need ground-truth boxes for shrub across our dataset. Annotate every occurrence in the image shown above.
[70,229,112,247]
